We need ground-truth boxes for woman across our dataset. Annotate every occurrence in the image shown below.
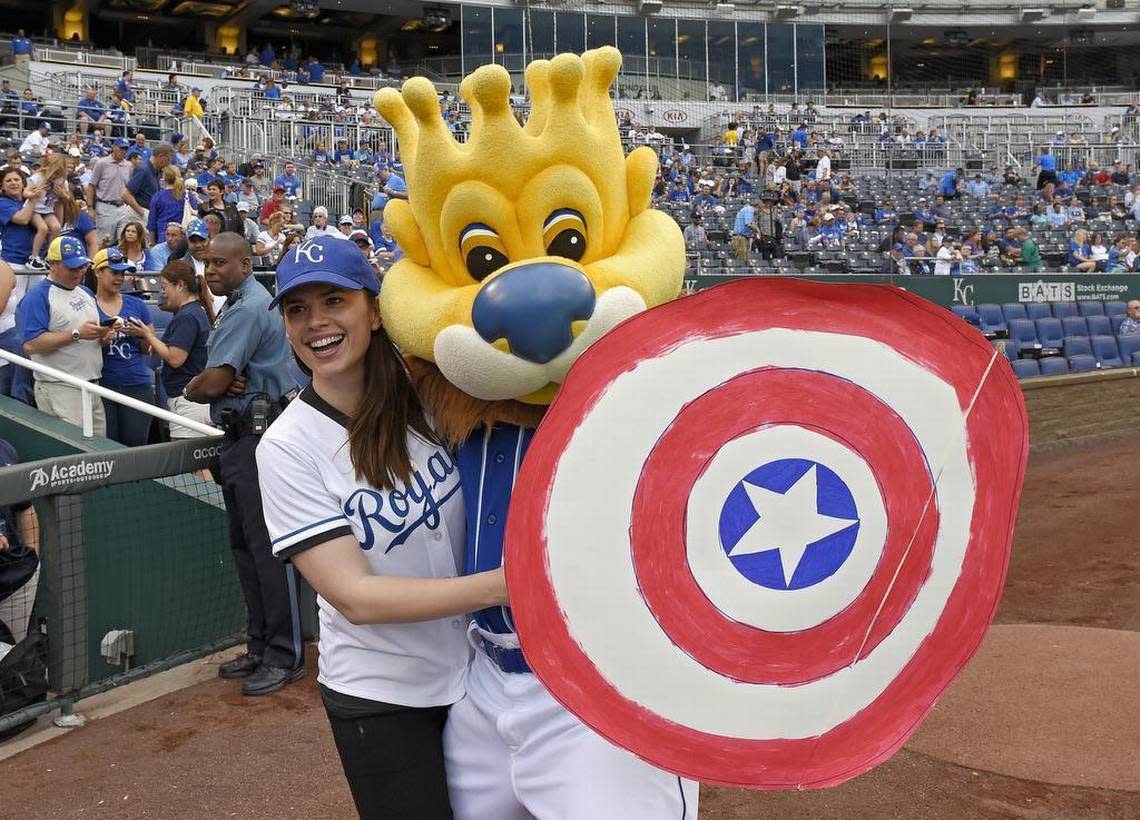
[0,169,44,291]
[125,260,213,438]
[255,212,288,258]
[1069,228,1097,273]
[86,248,157,446]
[173,139,192,170]
[147,166,187,247]
[311,141,330,164]
[0,262,18,396]
[115,221,149,270]
[256,236,508,819]
[1089,231,1109,271]
[64,133,84,158]
[1029,203,1049,230]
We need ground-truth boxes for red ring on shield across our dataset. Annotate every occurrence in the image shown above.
[630,366,939,685]
[506,279,1029,789]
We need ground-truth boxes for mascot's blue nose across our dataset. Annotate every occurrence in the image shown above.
[471,262,596,364]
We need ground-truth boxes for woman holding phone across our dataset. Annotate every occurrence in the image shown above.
[85,247,156,446]
[256,236,508,820]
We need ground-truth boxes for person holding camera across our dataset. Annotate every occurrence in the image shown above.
[255,212,290,259]
[183,232,301,696]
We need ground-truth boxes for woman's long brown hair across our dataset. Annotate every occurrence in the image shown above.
[348,324,437,491]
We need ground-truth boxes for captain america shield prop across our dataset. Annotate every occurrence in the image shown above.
[504,278,1029,789]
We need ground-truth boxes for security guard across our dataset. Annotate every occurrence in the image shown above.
[184,232,302,696]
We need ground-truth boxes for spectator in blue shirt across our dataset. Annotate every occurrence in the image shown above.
[333,139,353,164]
[116,71,136,104]
[1034,147,1059,190]
[790,124,809,149]
[18,89,39,119]
[1068,228,1096,272]
[874,199,898,225]
[273,161,302,198]
[146,164,187,246]
[10,30,33,62]
[197,157,224,189]
[0,80,17,103]
[262,77,282,100]
[378,166,407,202]
[0,169,41,274]
[965,174,989,198]
[85,247,156,446]
[305,57,325,84]
[76,88,112,137]
[668,178,690,203]
[147,222,186,272]
[259,43,276,67]
[939,168,963,199]
[731,200,756,260]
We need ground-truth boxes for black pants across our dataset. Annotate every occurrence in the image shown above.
[1037,169,1058,190]
[217,432,302,670]
[323,691,453,820]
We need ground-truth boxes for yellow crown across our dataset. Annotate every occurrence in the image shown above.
[374,48,634,278]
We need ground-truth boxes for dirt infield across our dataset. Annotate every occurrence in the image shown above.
[2,435,1139,819]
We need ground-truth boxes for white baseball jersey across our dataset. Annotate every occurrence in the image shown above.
[256,388,471,707]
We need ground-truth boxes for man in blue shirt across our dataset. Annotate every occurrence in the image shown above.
[305,57,325,84]
[197,157,224,189]
[732,200,757,260]
[273,161,302,198]
[184,232,301,696]
[76,88,112,137]
[124,142,172,217]
[791,123,809,149]
[965,174,989,198]
[939,168,963,200]
[11,29,33,64]
[262,77,282,100]
[912,198,933,226]
[259,43,275,67]
[1035,147,1058,190]
[0,80,17,104]
[378,166,407,201]
[116,70,136,104]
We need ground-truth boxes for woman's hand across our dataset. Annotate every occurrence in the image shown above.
[121,317,152,339]
[23,182,44,200]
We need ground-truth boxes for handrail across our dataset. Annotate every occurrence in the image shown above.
[0,349,221,439]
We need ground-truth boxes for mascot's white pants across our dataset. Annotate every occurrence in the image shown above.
[444,629,699,820]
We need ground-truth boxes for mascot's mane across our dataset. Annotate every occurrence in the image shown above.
[408,357,546,447]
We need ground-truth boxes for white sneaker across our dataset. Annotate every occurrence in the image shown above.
[25,257,47,272]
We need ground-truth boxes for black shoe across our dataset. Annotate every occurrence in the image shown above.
[218,651,262,679]
[241,664,304,697]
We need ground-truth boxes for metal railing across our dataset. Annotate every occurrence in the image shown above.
[0,349,220,439]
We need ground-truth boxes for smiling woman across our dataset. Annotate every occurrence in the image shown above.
[255,235,508,820]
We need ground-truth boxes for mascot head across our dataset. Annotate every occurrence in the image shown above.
[374,47,684,408]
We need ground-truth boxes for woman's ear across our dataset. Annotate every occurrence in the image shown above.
[370,295,382,332]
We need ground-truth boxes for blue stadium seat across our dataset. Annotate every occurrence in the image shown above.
[1090,335,1124,368]
[1039,357,1070,376]
[950,305,981,326]
[1025,303,1053,321]
[1078,301,1105,316]
[1061,316,1089,338]
[976,304,1007,338]
[1064,336,1092,357]
[1051,302,1078,319]
[1001,302,1028,323]
[1006,319,1040,357]
[1086,315,1112,336]
[1104,301,1127,317]
[1035,318,1064,354]
[1111,316,1126,334]
[1011,359,1040,379]
[1116,334,1140,365]
[1067,354,1098,373]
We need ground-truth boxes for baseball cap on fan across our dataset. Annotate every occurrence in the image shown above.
[270,235,379,309]
[45,236,90,268]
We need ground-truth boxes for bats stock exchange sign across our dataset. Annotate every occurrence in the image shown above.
[507,279,1029,790]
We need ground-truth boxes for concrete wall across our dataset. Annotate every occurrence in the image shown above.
[1023,368,1140,448]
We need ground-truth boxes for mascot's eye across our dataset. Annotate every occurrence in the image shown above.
[543,209,588,263]
[466,246,509,281]
[459,223,509,282]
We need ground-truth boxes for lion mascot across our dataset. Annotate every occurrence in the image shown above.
[375,47,698,819]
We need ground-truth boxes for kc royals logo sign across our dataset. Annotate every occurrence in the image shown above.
[505,278,1029,789]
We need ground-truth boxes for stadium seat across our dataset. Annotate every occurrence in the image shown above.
[1035,318,1064,354]
[1006,319,1040,358]
[1090,335,1124,368]
[1025,303,1052,321]
[1067,354,1098,373]
[1104,301,1127,317]
[1001,302,1028,323]
[975,304,1007,338]
[1060,316,1089,338]
[1078,301,1105,316]
[1086,315,1112,336]
[1064,336,1092,357]
[1039,357,1069,376]
[1010,359,1039,379]
[1051,302,1078,319]
[1111,316,1126,334]
[950,305,981,326]
[1116,334,1140,365]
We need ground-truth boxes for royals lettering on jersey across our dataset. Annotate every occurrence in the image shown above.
[456,424,534,636]
[344,452,460,553]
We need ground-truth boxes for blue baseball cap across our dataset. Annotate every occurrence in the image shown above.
[187,218,209,239]
[92,247,135,273]
[46,236,90,268]
[270,235,380,309]
[113,137,130,149]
